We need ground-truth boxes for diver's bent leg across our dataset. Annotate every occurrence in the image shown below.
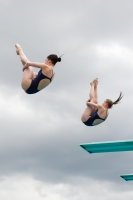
[21,66,35,90]
[93,78,98,103]
[15,44,29,66]
[89,83,95,102]
[81,106,94,122]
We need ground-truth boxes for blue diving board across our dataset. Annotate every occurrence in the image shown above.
[120,174,133,181]
[79,140,133,154]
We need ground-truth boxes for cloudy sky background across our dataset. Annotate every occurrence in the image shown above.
[0,0,133,199]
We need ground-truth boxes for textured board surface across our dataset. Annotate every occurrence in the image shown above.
[120,174,133,181]
[79,140,133,153]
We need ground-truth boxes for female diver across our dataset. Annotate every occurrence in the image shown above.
[81,78,123,126]
[15,44,61,94]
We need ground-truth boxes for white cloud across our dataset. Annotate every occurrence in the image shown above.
[95,42,133,65]
[0,175,133,200]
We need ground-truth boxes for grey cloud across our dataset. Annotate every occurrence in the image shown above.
[0,0,133,199]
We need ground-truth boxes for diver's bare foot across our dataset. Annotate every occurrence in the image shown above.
[93,78,98,86]
[15,44,21,55]
[90,81,95,86]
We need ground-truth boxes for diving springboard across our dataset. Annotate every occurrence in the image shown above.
[79,140,133,154]
[120,174,133,181]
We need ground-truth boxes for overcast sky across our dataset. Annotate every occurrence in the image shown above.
[1,0,133,199]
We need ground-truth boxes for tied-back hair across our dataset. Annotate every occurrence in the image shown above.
[106,92,123,109]
[47,54,62,65]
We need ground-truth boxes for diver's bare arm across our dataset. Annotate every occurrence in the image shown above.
[23,62,49,71]
[86,102,102,109]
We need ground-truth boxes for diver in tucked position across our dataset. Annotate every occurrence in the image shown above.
[15,44,61,94]
[81,78,123,126]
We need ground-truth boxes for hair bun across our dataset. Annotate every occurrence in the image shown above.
[57,57,61,62]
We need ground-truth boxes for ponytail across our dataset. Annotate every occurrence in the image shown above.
[106,92,123,109]
[113,92,123,105]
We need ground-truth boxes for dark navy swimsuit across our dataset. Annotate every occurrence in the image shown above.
[83,110,107,126]
[26,70,54,94]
